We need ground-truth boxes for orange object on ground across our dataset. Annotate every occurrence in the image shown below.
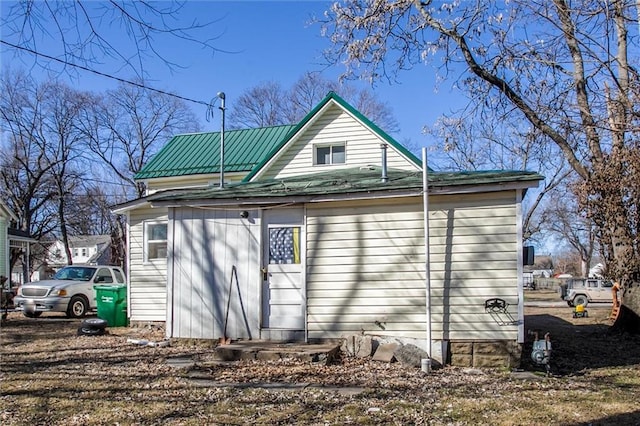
[609,282,621,321]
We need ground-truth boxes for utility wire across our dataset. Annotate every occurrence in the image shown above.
[0,39,214,108]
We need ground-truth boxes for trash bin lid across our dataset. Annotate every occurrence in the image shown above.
[94,284,127,292]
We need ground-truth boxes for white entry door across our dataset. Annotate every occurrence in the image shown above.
[262,208,305,330]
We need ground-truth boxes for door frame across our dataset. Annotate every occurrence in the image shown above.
[260,207,306,335]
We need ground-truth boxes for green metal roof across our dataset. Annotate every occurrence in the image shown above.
[242,92,423,182]
[147,167,543,204]
[134,125,296,180]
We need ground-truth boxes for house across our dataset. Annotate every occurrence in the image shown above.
[1,201,35,287]
[524,255,555,289]
[114,92,542,367]
[0,200,17,281]
[39,235,112,272]
[8,228,36,285]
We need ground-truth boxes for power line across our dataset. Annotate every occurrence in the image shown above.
[0,39,214,108]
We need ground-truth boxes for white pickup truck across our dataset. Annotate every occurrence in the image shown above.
[13,265,126,318]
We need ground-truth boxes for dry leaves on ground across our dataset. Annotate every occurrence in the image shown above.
[2,308,640,425]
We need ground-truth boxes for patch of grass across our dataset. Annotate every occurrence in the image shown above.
[524,289,561,302]
[2,312,640,425]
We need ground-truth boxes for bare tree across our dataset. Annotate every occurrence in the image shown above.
[43,81,93,264]
[0,71,94,266]
[228,82,290,129]
[541,186,598,277]
[79,81,200,198]
[0,72,61,242]
[321,0,640,329]
[228,73,400,134]
[427,107,574,243]
[1,1,222,80]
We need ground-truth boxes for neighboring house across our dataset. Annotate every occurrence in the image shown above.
[114,92,542,367]
[0,200,18,280]
[523,255,556,289]
[8,228,36,285]
[0,201,35,286]
[43,235,112,269]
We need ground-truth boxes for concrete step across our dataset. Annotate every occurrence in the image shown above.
[213,340,341,364]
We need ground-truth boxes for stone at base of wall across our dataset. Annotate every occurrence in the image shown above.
[129,320,166,331]
[449,340,522,368]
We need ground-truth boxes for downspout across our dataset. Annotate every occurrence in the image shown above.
[380,143,389,183]
[516,189,525,344]
[217,92,226,189]
[422,148,432,359]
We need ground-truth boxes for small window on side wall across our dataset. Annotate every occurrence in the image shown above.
[315,143,345,165]
[145,221,167,262]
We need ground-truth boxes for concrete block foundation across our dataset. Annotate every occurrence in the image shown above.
[449,340,522,368]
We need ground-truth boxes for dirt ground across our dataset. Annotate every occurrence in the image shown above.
[1,291,640,425]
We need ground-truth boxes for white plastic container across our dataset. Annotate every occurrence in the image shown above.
[421,358,432,373]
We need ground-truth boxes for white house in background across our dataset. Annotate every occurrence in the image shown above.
[43,235,112,269]
[0,200,18,280]
[114,92,543,367]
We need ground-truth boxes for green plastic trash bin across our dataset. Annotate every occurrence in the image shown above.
[94,284,128,327]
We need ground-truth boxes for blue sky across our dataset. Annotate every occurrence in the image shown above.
[1,1,467,149]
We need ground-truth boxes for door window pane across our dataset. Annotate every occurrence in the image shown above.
[269,227,300,264]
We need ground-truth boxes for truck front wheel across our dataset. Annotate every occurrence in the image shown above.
[67,296,89,318]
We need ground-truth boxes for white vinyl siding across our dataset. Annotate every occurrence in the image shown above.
[305,191,520,342]
[306,200,426,340]
[128,206,168,322]
[428,192,519,341]
[262,104,418,179]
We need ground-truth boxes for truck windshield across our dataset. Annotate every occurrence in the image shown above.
[54,266,96,281]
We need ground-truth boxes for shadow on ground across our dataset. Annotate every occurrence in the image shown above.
[523,313,640,375]
[568,410,640,426]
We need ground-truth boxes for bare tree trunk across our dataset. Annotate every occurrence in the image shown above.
[110,215,127,271]
[59,199,72,266]
[614,288,640,333]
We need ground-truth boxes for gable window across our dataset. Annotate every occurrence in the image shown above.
[145,221,167,262]
[315,143,345,165]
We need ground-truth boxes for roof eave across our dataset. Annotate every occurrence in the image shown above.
[0,199,18,221]
[111,198,151,214]
[148,178,540,209]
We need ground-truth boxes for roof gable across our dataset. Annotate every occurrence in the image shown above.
[135,125,296,180]
[243,92,422,182]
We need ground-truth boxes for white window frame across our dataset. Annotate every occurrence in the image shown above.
[144,221,168,263]
[314,143,346,166]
